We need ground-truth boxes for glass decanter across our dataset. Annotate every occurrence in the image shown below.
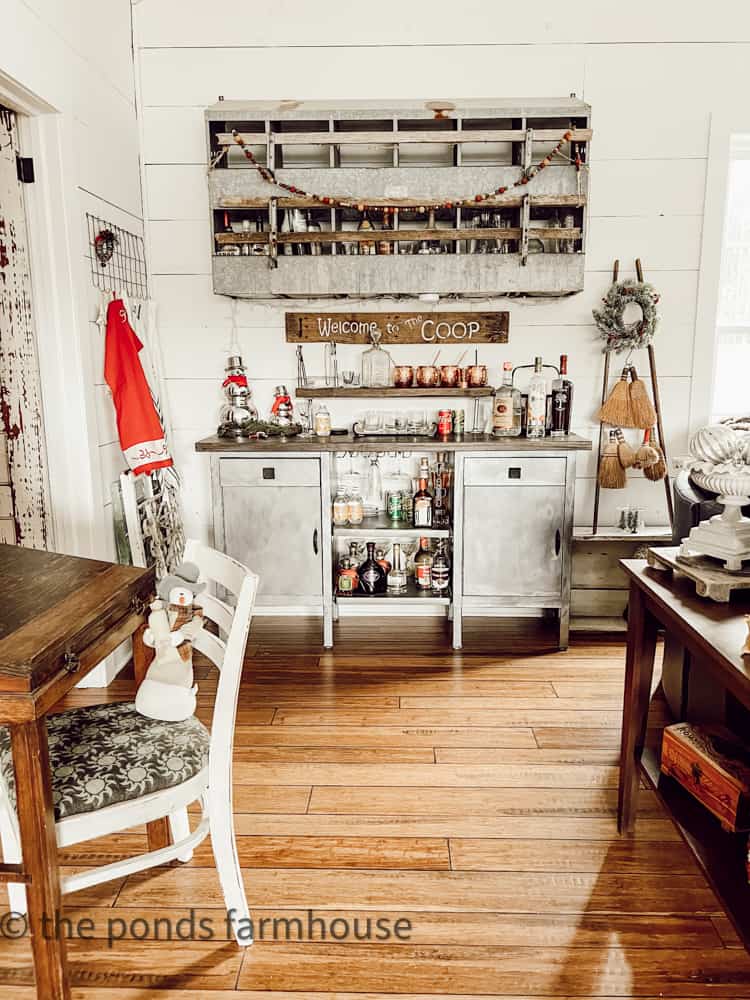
[360,330,393,388]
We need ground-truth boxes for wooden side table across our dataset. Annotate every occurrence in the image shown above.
[618,557,750,950]
[0,544,154,999]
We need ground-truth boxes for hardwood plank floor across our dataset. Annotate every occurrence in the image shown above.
[1,617,747,997]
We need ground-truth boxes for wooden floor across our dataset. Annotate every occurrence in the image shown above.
[1,616,749,998]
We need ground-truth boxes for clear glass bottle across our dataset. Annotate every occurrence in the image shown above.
[526,356,547,439]
[358,541,388,594]
[413,477,433,528]
[414,538,433,591]
[332,487,349,526]
[364,455,384,515]
[493,361,522,437]
[431,541,451,592]
[360,330,394,388]
[387,543,408,593]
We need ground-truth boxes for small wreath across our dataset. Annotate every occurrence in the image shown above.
[593,280,660,353]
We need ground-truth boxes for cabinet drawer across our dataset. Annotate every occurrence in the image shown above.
[219,457,320,488]
[464,456,566,487]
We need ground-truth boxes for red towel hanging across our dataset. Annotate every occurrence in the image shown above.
[104,298,173,476]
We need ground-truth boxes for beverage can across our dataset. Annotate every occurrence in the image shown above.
[387,491,403,520]
[438,409,453,436]
[453,409,465,435]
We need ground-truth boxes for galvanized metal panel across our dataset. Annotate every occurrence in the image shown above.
[212,253,585,298]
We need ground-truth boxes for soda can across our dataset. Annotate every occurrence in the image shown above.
[438,409,453,437]
[453,408,465,435]
[387,490,403,521]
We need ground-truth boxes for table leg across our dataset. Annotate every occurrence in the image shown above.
[10,719,70,999]
[617,580,658,834]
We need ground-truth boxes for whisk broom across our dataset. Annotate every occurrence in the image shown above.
[643,428,667,481]
[628,366,657,429]
[598,430,627,489]
[597,367,635,428]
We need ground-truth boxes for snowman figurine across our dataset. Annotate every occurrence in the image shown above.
[135,562,206,722]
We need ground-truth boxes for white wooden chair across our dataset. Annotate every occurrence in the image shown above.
[0,540,258,945]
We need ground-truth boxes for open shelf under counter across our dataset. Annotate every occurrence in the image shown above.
[296,386,493,399]
[336,580,451,608]
[333,512,451,539]
[640,743,750,948]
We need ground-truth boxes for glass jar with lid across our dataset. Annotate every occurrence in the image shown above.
[332,487,349,526]
[360,330,393,388]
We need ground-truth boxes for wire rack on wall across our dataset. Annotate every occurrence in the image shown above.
[86,213,148,300]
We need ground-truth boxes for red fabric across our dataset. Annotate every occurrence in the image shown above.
[104,299,173,476]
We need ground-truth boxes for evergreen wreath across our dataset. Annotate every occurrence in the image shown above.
[593,280,660,353]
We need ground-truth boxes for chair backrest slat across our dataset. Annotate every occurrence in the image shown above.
[198,592,234,638]
[183,539,258,806]
[191,629,226,670]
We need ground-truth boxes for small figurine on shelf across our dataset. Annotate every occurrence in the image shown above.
[270,385,295,429]
[218,355,258,439]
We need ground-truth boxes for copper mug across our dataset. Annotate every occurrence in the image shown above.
[393,365,414,388]
[415,365,440,387]
[439,364,460,388]
[466,364,488,387]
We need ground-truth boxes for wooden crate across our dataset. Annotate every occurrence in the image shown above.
[661,722,750,832]
[206,98,591,299]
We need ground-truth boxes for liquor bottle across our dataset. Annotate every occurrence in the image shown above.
[413,477,433,528]
[431,541,451,593]
[493,361,522,437]
[360,330,393,387]
[432,454,451,529]
[358,542,387,594]
[414,538,433,590]
[525,356,547,439]
[387,543,408,593]
[550,354,573,437]
[336,557,358,596]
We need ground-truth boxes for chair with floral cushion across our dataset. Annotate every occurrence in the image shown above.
[0,540,258,945]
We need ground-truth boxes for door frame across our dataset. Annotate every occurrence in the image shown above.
[0,69,107,557]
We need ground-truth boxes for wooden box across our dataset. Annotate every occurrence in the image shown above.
[660,723,750,832]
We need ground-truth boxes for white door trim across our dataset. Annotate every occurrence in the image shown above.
[0,74,108,558]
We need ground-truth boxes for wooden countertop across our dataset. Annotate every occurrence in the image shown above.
[195,432,592,453]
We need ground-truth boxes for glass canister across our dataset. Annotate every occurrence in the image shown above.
[332,487,349,526]
[360,330,394,387]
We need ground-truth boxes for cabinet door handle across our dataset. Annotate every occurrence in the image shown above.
[312,528,319,555]
[554,528,561,556]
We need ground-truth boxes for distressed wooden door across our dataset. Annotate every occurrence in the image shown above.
[0,106,49,548]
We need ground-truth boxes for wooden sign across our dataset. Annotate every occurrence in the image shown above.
[285,311,509,345]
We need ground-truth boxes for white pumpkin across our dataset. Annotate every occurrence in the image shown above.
[689,424,740,465]
[737,433,750,466]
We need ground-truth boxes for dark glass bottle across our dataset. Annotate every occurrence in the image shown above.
[550,353,573,437]
[358,541,388,594]
[431,541,451,592]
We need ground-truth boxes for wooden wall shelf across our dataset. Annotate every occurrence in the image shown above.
[206,98,591,299]
[295,386,493,398]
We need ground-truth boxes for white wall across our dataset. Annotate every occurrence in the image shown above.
[3,0,142,561]
[134,1,750,536]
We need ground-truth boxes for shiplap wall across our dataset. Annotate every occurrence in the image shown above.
[133,2,750,543]
[5,0,143,562]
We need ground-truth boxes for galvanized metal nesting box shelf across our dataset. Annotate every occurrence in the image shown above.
[207,98,591,299]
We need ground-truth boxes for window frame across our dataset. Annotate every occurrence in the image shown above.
[691,109,750,429]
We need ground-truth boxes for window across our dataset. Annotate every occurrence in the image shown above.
[712,134,750,421]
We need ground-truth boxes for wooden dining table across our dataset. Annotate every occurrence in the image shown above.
[0,543,154,998]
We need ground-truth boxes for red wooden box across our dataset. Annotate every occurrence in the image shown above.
[660,722,750,833]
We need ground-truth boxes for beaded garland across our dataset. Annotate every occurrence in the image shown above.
[228,128,580,211]
[593,280,660,354]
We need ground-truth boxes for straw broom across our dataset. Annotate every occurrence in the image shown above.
[598,430,627,489]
